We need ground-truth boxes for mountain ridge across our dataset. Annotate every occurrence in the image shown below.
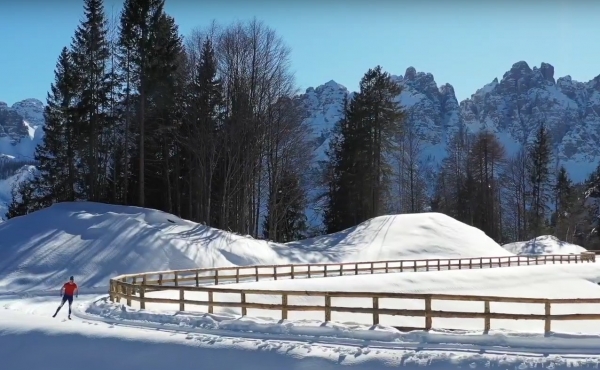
[2,60,600,222]
[300,60,600,183]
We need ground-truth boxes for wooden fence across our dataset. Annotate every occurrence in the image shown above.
[109,252,597,334]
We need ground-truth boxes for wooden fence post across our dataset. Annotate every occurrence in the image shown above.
[241,293,247,316]
[372,297,379,325]
[291,265,295,279]
[179,288,184,311]
[255,267,259,282]
[544,301,551,334]
[139,286,145,310]
[236,268,240,283]
[174,272,178,286]
[208,291,213,314]
[195,271,199,287]
[282,294,288,320]
[274,266,277,280]
[214,270,219,285]
[109,280,114,302]
[126,284,131,306]
[484,301,490,332]
[325,296,331,322]
[425,296,432,330]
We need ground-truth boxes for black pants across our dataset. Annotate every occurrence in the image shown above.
[56,294,73,315]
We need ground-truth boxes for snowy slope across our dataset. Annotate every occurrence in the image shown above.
[0,202,288,293]
[0,203,511,293]
[284,213,513,262]
[503,235,587,255]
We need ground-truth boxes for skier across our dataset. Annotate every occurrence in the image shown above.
[53,276,78,319]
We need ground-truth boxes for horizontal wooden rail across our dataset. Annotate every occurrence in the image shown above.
[108,252,596,334]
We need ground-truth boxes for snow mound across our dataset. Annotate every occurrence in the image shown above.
[503,235,587,255]
[0,203,515,293]
[284,213,513,262]
[0,202,287,293]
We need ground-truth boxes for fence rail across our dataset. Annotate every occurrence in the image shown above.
[109,252,597,334]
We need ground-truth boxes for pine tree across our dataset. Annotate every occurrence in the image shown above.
[323,95,356,233]
[263,168,308,242]
[527,122,553,237]
[346,65,404,220]
[117,0,166,207]
[70,0,112,201]
[184,37,224,224]
[553,166,573,239]
[323,67,404,232]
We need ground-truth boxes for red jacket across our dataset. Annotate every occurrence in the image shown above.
[63,282,78,296]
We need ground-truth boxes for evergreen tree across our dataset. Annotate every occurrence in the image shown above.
[323,66,404,233]
[348,66,404,219]
[263,168,308,242]
[553,165,573,239]
[70,0,112,201]
[184,37,224,224]
[117,0,166,207]
[323,95,356,233]
[527,122,553,237]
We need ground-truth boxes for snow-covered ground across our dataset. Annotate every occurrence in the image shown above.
[0,202,511,293]
[503,235,587,255]
[1,202,600,369]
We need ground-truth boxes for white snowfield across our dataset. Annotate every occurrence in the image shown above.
[2,202,600,370]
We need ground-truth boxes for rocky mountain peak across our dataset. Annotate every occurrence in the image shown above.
[300,60,600,185]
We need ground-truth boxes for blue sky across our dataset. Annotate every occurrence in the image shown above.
[1,0,598,106]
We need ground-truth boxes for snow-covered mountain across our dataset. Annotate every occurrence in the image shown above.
[0,99,44,160]
[300,61,600,183]
[0,99,44,219]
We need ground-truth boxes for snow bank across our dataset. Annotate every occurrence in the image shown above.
[0,202,287,293]
[284,213,513,261]
[503,235,587,255]
[0,202,512,293]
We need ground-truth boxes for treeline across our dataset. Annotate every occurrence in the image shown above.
[431,124,600,249]
[7,0,313,242]
[7,0,600,248]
